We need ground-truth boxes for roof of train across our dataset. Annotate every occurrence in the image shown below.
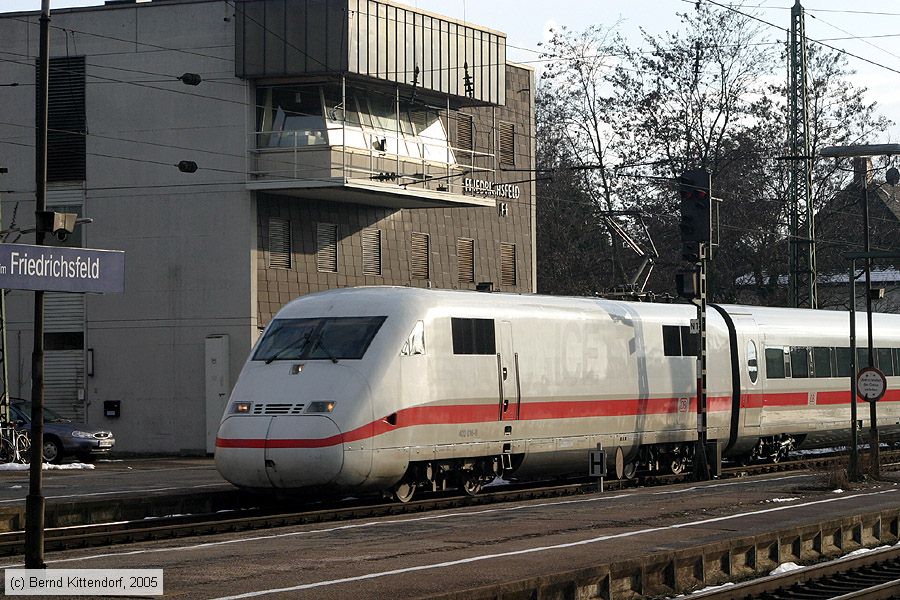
[275,286,892,322]
[272,287,900,342]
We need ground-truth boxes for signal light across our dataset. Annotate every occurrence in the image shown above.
[678,169,712,261]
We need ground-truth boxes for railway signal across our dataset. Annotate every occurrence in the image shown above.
[678,169,712,262]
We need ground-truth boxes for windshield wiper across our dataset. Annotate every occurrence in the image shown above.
[312,335,339,364]
[265,333,311,365]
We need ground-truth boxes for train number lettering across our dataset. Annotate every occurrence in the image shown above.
[678,397,689,413]
[458,429,478,438]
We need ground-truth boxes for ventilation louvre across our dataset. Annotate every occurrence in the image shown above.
[362,228,382,276]
[457,238,474,284]
[317,222,338,272]
[268,218,292,269]
[410,232,430,279]
[500,242,516,287]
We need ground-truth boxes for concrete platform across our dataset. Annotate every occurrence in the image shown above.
[2,469,898,599]
[0,457,234,530]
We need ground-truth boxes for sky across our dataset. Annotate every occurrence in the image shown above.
[5,0,900,140]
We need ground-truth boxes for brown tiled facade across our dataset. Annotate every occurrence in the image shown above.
[257,65,535,325]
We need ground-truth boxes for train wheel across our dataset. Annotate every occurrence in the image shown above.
[670,458,686,475]
[393,479,417,503]
[461,476,482,497]
[621,461,638,480]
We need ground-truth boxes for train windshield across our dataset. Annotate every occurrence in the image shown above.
[253,316,387,362]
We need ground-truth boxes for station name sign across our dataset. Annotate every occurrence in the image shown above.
[0,244,124,293]
[463,178,521,199]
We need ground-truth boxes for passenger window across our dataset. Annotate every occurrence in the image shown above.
[663,325,681,357]
[878,348,894,376]
[835,347,852,377]
[401,320,426,356]
[765,347,786,379]
[451,317,496,355]
[812,347,832,378]
[790,347,809,378]
[746,340,758,384]
[858,348,872,370]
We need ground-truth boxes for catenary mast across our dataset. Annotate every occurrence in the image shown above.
[788,0,817,308]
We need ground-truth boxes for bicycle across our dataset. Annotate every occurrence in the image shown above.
[0,422,30,464]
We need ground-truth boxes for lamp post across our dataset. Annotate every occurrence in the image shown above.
[821,144,900,481]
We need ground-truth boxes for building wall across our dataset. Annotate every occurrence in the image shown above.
[256,64,535,325]
[0,1,535,453]
[0,0,257,454]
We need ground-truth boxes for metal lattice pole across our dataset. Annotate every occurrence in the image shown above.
[788,0,817,308]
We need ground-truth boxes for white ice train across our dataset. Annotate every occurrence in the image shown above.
[215,287,900,501]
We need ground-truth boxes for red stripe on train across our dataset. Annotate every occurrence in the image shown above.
[215,392,900,450]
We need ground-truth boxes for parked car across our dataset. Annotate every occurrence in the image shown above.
[9,400,115,463]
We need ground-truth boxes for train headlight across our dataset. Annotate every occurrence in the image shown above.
[230,401,252,414]
[307,401,335,413]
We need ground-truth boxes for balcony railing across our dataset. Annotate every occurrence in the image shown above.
[247,127,496,200]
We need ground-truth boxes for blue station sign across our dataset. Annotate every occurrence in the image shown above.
[0,244,124,293]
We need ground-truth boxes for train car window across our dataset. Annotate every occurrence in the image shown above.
[878,348,894,376]
[765,347,786,379]
[789,347,809,378]
[857,348,872,369]
[681,327,700,357]
[834,347,852,377]
[812,347,832,378]
[894,348,900,375]
[252,316,387,361]
[662,325,681,356]
[747,340,758,384]
[451,318,496,355]
[401,320,426,356]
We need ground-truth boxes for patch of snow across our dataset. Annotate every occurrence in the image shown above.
[846,545,889,557]
[832,488,844,493]
[97,459,123,463]
[690,582,734,595]
[9,485,21,489]
[766,497,799,503]
[0,462,95,471]
[483,476,509,488]
[143,514,187,520]
[770,562,803,575]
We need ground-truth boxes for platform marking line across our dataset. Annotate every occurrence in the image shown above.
[207,488,899,600]
[652,474,809,495]
[0,474,809,569]
[0,483,225,505]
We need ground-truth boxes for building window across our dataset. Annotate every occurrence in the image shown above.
[498,121,515,166]
[362,228,382,276]
[410,232,430,279]
[267,218,292,269]
[457,113,473,152]
[316,222,338,272]
[451,318,496,355]
[45,57,86,182]
[457,238,474,284]
[500,242,516,287]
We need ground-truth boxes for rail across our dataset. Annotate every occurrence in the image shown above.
[0,450,895,557]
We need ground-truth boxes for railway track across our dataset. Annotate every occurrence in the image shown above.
[693,545,900,599]
[0,449,895,558]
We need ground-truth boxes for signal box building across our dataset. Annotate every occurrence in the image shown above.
[0,0,536,454]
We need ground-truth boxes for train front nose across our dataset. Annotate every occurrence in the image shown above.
[215,415,344,490]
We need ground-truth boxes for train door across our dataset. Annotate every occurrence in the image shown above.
[497,321,520,420]
[731,315,762,429]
